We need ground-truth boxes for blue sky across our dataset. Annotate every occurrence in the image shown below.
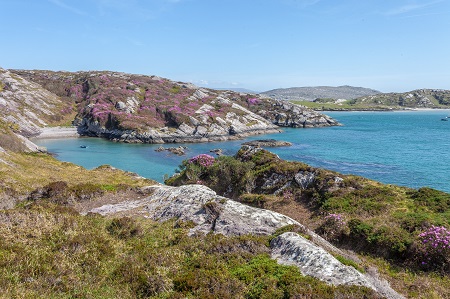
[1,0,449,92]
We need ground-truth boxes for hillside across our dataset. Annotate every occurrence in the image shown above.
[261,85,381,101]
[167,146,450,298]
[350,89,450,109]
[0,131,390,298]
[0,68,75,136]
[294,89,450,110]
[1,119,448,297]
[8,69,339,143]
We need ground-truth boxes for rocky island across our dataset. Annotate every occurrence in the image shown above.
[242,139,292,147]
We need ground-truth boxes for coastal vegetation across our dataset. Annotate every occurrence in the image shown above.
[167,146,450,298]
[0,147,383,298]
[0,202,382,299]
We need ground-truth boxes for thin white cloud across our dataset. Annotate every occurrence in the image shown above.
[281,0,321,8]
[48,0,88,16]
[385,0,442,16]
[401,11,449,18]
[92,0,182,21]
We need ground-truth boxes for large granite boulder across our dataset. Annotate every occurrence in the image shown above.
[86,184,404,298]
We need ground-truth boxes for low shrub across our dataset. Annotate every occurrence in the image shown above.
[316,213,348,242]
[409,187,450,213]
[107,217,142,239]
[414,225,450,272]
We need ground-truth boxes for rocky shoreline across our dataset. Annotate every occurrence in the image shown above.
[76,121,283,143]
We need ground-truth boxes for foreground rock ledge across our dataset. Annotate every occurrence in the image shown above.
[87,184,404,298]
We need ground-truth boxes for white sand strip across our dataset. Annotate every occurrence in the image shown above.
[33,126,80,139]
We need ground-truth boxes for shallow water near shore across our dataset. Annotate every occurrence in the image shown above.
[34,110,450,193]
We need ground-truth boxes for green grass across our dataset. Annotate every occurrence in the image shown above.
[333,254,365,273]
[0,151,154,197]
[0,203,381,299]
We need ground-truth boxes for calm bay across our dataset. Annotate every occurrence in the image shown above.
[34,110,450,193]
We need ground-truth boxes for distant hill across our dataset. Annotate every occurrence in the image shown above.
[350,89,450,108]
[214,87,260,94]
[261,85,381,101]
[295,88,450,110]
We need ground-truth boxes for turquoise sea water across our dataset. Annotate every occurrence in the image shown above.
[34,110,450,193]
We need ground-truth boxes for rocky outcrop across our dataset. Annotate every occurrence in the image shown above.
[75,100,282,143]
[258,100,340,128]
[271,232,404,299]
[89,184,300,236]
[155,145,187,155]
[10,69,340,143]
[87,184,404,298]
[0,68,72,137]
[242,139,292,147]
[271,232,371,286]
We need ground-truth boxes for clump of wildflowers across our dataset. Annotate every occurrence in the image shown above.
[317,213,347,242]
[247,98,259,105]
[416,225,450,270]
[188,154,215,168]
[282,189,294,201]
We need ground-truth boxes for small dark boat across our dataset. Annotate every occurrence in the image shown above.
[441,118,448,121]
[80,145,87,148]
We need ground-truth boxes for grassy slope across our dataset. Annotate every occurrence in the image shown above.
[0,204,382,299]
[166,148,450,298]
[0,152,153,195]
[0,148,381,298]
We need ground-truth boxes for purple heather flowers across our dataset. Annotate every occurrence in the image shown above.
[188,154,215,168]
[417,225,450,267]
[247,98,259,105]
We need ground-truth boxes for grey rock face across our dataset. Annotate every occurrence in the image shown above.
[271,232,405,299]
[0,69,62,136]
[259,100,340,128]
[90,184,299,236]
[271,232,372,287]
[294,171,316,189]
[77,99,283,143]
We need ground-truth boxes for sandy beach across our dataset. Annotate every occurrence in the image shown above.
[33,126,80,139]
